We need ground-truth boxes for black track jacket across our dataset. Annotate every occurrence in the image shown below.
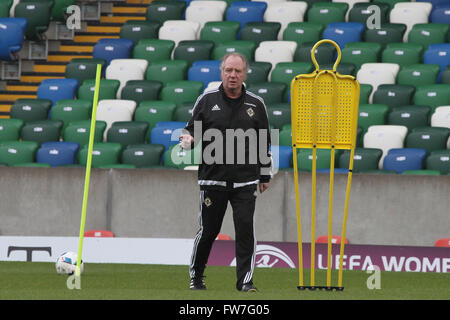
[184,84,272,190]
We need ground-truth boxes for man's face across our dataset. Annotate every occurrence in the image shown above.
[221,55,247,92]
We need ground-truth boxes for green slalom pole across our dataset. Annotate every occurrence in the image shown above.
[75,64,102,277]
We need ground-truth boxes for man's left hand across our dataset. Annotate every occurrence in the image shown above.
[259,182,269,193]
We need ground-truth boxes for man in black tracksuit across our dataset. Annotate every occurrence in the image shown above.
[180,53,272,292]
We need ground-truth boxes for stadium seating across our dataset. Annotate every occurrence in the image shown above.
[187,60,221,89]
[426,149,450,174]
[387,105,431,131]
[396,64,440,87]
[121,144,165,167]
[185,0,227,32]
[307,2,348,27]
[408,23,449,47]
[62,120,107,147]
[0,118,24,142]
[199,21,240,46]
[49,99,92,130]
[241,22,281,46]
[120,80,163,105]
[96,99,137,141]
[150,121,186,151]
[389,2,433,41]
[106,59,149,98]
[423,44,450,82]
[430,3,450,25]
[158,20,200,47]
[145,1,186,25]
[271,145,292,169]
[282,22,323,47]
[36,141,79,167]
[0,0,12,17]
[64,58,106,83]
[263,2,308,40]
[413,84,450,114]
[77,142,123,168]
[134,101,177,134]
[14,0,52,40]
[0,17,27,60]
[77,79,121,102]
[247,82,286,105]
[296,148,339,172]
[382,148,427,173]
[20,120,63,145]
[163,143,201,169]
[174,40,215,67]
[106,121,149,147]
[36,79,79,105]
[159,80,203,107]
[357,63,400,102]
[322,22,365,49]
[92,39,134,66]
[267,103,290,129]
[372,84,416,110]
[119,20,161,45]
[0,140,39,166]
[338,148,383,173]
[145,59,189,85]
[348,2,390,26]
[10,99,52,123]
[254,41,297,74]
[381,43,424,68]
[225,1,268,37]
[431,106,450,128]
[363,23,406,50]
[406,127,450,154]
[357,104,389,133]
[132,39,175,63]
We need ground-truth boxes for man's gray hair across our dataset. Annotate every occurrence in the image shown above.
[220,52,249,74]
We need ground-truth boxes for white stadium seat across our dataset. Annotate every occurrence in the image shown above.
[96,99,137,141]
[357,63,400,102]
[431,106,450,129]
[389,2,433,41]
[159,20,200,47]
[255,41,297,76]
[185,1,227,35]
[263,2,308,39]
[106,59,148,98]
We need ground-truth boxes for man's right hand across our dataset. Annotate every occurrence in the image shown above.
[179,134,194,149]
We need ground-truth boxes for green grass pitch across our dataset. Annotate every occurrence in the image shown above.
[0,261,449,300]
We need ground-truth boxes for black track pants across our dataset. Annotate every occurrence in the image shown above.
[189,186,257,290]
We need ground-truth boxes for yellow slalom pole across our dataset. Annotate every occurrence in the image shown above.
[337,147,355,288]
[75,64,102,277]
[292,147,304,287]
[310,146,317,287]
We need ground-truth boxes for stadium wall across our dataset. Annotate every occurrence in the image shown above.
[0,167,448,247]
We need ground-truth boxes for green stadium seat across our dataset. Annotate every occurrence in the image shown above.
[293,41,336,68]
[247,82,287,105]
[212,40,256,62]
[199,21,240,46]
[413,84,450,114]
[381,43,424,68]
[359,84,373,105]
[173,40,215,68]
[296,148,339,172]
[49,99,92,130]
[246,61,272,85]
[20,120,63,145]
[77,142,122,168]
[408,23,449,48]
[279,126,292,146]
[240,22,281,46]
[14,1,52,40]
[132,39,175,63]
[120,80,163,104]
[77,79,120,101]
[159,80,203,108]
[0,118,24,142]
[387,105,431,131]
[396,64,440,87]
[12,162,50,168]
[121,143,165,167]
[10,99,52,123]
[270,62,314,86]
[306,2,348,27]
[106,121,149,147]
[267,103,290,130]
[358,104,389,133]
[425,150,450,174]
[62,120,107,146]
[0,140,39,166]
[363,23,406,50]
[348,2,390,25]
[65,58,107,83]
[441,66,450,84]
[282,22,324,47]
[163,143,201,169]
[322,62,356,76]
[134,100,177,135]
[173,103,194,122]
[145,60,188,85]
[373,84,416,110]
[0,0,12,18]
[119,20,161,44]
[406,127,450,155]
[51,0,76,21]
[341,42,382,71]
[338,148,383,173]
[145,1,186,25]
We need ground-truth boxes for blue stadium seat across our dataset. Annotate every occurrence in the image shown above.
[382,148,427,173]
[0,18,27,60]
[37,79,79,105]
[423,43,450,82]
[225,1,268,38]
[430,3,450,24]
[271,145,292,169]
[150,121,186,151]
[187,60,221,89]
[92,38,134,66]
[36,141,80,167]
[322,22,365,50]
[417,0,450,6]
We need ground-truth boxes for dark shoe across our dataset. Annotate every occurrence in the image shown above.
[240,283,258,292]
[190,276,206,290]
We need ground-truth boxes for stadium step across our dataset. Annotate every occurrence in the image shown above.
[0,0,148,117]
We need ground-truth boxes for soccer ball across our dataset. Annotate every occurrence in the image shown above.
[55,251,84,275]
